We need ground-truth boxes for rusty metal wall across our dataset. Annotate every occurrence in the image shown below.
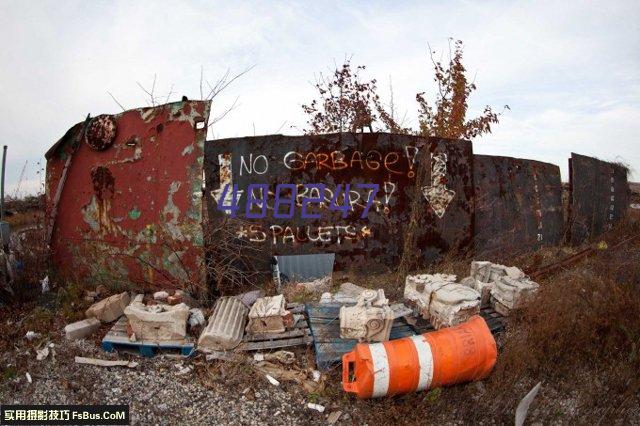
[473,155,564,255]
[203,133,474,271]
[568,153,629,244]
[45,100,211,291]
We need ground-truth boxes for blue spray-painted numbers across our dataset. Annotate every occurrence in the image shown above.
[215,183,380,219]
[273,184,297,219]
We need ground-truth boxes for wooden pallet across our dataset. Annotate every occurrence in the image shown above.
[102,317,195,357]
[306,303,504,370]
[235,303,314,351]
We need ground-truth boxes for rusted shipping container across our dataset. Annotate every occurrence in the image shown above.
[568,153,629,244]
[473,155,564,255]
[45,100,211,291]
[203,133,474,272]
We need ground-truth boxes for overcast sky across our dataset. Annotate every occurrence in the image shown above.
[1,0,638,195]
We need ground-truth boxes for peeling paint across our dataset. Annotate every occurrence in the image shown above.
[46,100,211,292]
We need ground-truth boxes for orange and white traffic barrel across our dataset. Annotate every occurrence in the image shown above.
[342,315,497,398]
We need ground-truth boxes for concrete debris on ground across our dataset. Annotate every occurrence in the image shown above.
[40,275,49,293]
[188,308,205,328]
[64,318,101,341]
[205,350,244,363]
[254,361,324,393]
[265,374,280,386]
[25,331,40,340]
[319,282,368,305]
[86,292,131,323]
[247,295,290,334]
[253,351,295,364]
[327,410,343,424]
[75,356,138,368]
[306,403,325,413]
[198,296,248,351]
[124,295,190,341]
[153,291,169,301]
[459,261,539,315]
[404,274,480,329]
[36,345,51,361]
[492,276,539,316]
[294,276,331,293]
[340,289,393,342]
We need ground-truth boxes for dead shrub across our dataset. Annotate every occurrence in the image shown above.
[203,216,268,300]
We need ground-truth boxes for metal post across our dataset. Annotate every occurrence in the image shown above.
[0,145,6,221]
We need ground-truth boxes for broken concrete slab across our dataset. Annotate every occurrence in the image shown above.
[85,292,131,323]
[247,295,289,334]
[124,299,190,341]
[64,318,101,340]
[198,296,248,351]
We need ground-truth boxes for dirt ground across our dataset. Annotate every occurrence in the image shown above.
[0,207,639,425]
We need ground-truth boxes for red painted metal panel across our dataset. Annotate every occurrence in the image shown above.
[45,101,211,292]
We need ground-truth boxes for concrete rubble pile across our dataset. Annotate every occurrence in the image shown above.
[460,261,539,315]
[404,273,481,329]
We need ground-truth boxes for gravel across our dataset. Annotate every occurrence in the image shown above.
[0,337,346,425]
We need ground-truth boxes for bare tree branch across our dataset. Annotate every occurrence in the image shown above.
[107,91,126,111]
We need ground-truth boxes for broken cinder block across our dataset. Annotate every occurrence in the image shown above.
[64,318,101,340]
[85,292,131,323]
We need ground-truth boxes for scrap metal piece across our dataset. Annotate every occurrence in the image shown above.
[198,296,248,351]
[84,115,117,151]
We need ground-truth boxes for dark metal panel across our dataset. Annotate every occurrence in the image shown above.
[473,155,564,255]
[568,153,629,244]
[45,100,211,291]
[204,133,474,272]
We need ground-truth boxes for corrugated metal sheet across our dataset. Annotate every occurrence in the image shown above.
[275,253,335,282]
[473,155,564,255]
[568,153,629,244]
[45,100,211,292]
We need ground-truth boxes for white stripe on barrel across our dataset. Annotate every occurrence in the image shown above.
[369,342,390,397]
[410,335,434,391]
